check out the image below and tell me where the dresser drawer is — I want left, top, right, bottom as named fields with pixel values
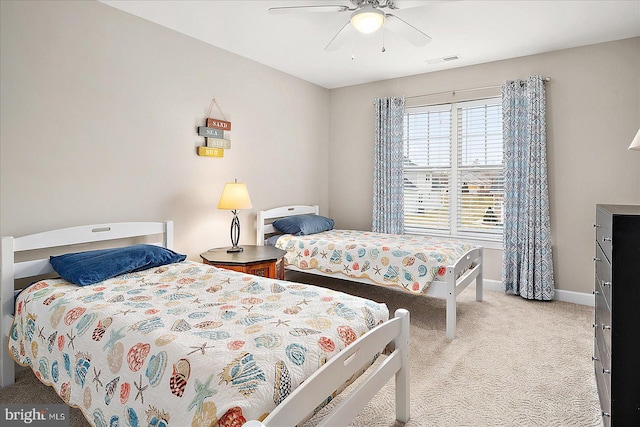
left=594, top=342, right=612, bottom=426
left=594, top=244, right=612, bottom=309
left=595, top=323, right=611, bottom=393
left=594, top=361, right=611, bottom=427
left=595, top=207, right=613, bottom=262
left=595, top=291, right=612, bottom=354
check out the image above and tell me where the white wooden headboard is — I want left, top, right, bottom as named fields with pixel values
left=1, top=221, right=173, bottom=387
left=256, top=205, right=319, bottom=245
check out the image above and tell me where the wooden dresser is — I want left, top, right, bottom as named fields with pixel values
left=593, top=204, right=640, bottom=426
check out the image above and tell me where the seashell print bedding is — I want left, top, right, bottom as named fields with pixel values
left=275, top=230, right=476, bottom=294
left=8, top=260, right=389, bottom=426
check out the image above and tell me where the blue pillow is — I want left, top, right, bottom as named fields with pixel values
left=265, top=235, right=282, bottom=246
left=273, top=214, right=334, bottom=236
left=50, top=244, right=186, bottom=286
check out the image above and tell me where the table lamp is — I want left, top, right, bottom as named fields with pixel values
left=218, top=179, right=252, bottom=252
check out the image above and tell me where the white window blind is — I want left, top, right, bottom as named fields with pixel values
left=403, top=98, right=503, bottom=242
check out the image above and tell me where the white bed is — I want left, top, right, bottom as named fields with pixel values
left=257, top=205, right=483, bottom=340
left=1, top=221, right=410, bottom=427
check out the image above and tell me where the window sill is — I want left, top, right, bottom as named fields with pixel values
left=455, top=236, right=503, bottom=250
left=406, top=231, right=504, bottom=250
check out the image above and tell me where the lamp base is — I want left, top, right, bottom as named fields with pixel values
left=227, top=212, right=243, bottom=253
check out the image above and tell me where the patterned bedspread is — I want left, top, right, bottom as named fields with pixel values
left=275, top=230, right=476, bottom=294
left=8, top=260, right=388, bottom=426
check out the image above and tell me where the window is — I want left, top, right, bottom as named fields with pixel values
left=403, top=98, right=503, bottom=245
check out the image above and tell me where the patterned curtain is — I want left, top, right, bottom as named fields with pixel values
left=502, top=76, right=555, bottom=301
left=372, top=96, right=405, bottom=234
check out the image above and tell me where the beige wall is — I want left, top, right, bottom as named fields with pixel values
left=0, top=0, right=330, bottom=259
left=2, top=1, right=639, bottom=296
left=328, top=38, right=640, bottom=294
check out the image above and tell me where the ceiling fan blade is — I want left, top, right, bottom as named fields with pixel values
left=324, top=20, right=354, bottom=51
left=268, top=5, right=350, bottom=14
left=387, top=0, right=449, bottom=10
left=384, top=14, right=432, bottom=46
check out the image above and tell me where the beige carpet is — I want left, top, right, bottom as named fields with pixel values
left=1, top=271, right=602, bottom=427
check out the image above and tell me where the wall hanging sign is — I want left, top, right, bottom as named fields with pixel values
left=197, top=99, right=231, bottom=158
left=206, top=118, right=231, bottom=131
left=197, top=146, right=224, bottom=157
left=197, top=127, right=224, bottom=138
left=205, top=137, right=231, bottom=149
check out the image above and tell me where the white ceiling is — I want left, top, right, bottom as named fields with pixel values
left=100, top=0, right=640, bottom=89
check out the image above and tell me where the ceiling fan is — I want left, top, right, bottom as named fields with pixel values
left=268, top=0, right=432, bottom=51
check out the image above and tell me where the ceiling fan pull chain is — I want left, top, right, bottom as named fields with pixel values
left=382, top=26, right=386, bottom=52
left=351, top=37, right=355, bottom=60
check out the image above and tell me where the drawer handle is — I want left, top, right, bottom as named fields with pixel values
left=592, top=356, right=599, bottom=361
left=593, top=290, right=600, bottom=295
left=602, top=325, right=611, bottom=330
left=602, top=368, right=611, bottom=374
left=593, top=257, right=601, bottom=262
left=602, top=281, right=611, bottom=287
left=602, top=412, right=611, bottom=418
left=592, top=323, right=599, bottom=328
left=602, top=236, right=612, bottom=242
left=593, top=223, right=601, bottom=228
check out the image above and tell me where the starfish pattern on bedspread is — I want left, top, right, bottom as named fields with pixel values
left=187, top=374, right=216, bottom=414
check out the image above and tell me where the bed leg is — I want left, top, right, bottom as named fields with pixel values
left=1, top=337, right=15, bottom=387
left=446, top=291, right=456, bottom=340
left=445, top=266, right=457, bottom=340
left=1, top=237, right=16, bottom=387
left=1, top=314, right=16, bottom=387
left=476, top=247, right=483, bottom=302
left=394, top=309, right=410, bottom=423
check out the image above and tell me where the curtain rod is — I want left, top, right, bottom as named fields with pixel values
left=405, top=77, right=551, bottom=100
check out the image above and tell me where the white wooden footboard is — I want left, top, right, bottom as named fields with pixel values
left=245, top=308, right=410, bottom=427
left=445, top=247, right=483, bottom=340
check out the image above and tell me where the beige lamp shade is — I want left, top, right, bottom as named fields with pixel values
left=218, top=181, right=252, bottom=210
left=628, top=128, right=640, bottom=151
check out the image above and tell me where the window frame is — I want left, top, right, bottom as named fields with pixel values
left=402, top=97, right=504, bottom=249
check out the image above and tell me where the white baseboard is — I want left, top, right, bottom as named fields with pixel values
left=482, top=279, right=502, bottom=293
left=554, top=288, right=594, bottom=306
left=482, top=279, right=594, bottom=307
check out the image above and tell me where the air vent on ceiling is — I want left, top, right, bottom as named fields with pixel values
left=427, top=55, right=460, bottom=64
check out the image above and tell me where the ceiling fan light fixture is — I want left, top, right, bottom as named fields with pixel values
left=350, top=6, right=385, bottom=34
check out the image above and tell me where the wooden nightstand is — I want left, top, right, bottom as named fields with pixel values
left=200, top=245, right=287, bottom=280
